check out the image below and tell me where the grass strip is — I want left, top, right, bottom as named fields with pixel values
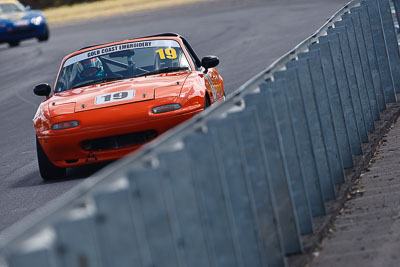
left=44, top=0, right=203, bottom=25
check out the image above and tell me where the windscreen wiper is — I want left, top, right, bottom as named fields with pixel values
left=72, top=77, right=124, bottom=89
left=135, top=67, right=189, bottom=78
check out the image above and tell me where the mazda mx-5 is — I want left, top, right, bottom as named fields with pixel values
left=33, top=33, right=224, bottom=180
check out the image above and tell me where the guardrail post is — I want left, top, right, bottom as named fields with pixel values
left=53, top=214, right=101, bottom=267
left=297, top=50, right=345, bottom=185
left=183, top=130, right=268, bottom=265
left=243, top=91, right=302, bottom=255
left=344, top=12, right=381, bottom=121
left=92, top=184, right=144, bottom=267
left=205, top=117, right=272, bottom=267
left=6, top=248, right=55, bottom=267
left=308, top=41, right=353, bottom=169
left=286, top=59, right=336, bottom=201
left=351, top=5, right=387, bottom=112
left=156, top=150, right=213, bottom=267
left=265, top=80, right=314, bottom=235
left=274, top=70, right=326, bottom=217
left=222, top=109, right=287, bottom=266
left=361, top=0, right=397, bottom=103
left=394, top=0, right=400, bottom=29
left=127, top=168, right=183, bottom=267
left=328, top=26, right=369, bottom=142
left=223, top=109, right=288, bottom=266
left=208, top=110, right=291, bottom=265
left=319, top=34, right=363, bottom=156
left=335, top=19, right=375, bottom=132
left=392, top=0, right=400, bottom=26
left=376, top=0, right=400, bottom=93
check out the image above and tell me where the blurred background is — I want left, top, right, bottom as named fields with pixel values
left=21, top=0, right=96, bottom=9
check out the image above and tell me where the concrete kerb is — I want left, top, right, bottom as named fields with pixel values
left=287, top=93, right=400, bottom=266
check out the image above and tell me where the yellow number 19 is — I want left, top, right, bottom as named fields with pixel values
left=156, top=48, right=177, bottom=59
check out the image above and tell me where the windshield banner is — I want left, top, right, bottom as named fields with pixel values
left=64, top=40, right=180, bottom=67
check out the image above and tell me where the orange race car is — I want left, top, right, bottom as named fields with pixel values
left=33, top=33, right=224, bottom=180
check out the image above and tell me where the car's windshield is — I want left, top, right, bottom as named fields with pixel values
left=0, top=2, right=25, bottom=13
left=55, top=39, right=191, bottom=92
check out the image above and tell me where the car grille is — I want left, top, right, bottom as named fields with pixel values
left=81, top=130, right=158, bottom=151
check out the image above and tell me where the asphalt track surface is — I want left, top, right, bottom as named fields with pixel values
left=0, top=0, right=348, bottom=237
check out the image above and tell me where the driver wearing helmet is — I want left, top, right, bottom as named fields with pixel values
left=76, top=57, right=105, bottom=82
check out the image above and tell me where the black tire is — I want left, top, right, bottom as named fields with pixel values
left=8, top=40, right=19, bottom=47
left=36, top=137, right=66, bottom=180
left=204, top=94, right=211, bottom=109
left=37, top=26, right=49, bottom=42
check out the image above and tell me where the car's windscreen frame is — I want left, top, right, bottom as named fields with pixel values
left=55, top=39, right=194, bottom=93
left=0, top=2, right=25, bottom=13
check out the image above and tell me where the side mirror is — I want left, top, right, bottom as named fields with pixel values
left=201, top=56, right=219, bottom=73
left=34, top=83, right=51, bottom=97
left=25, top=5, right=31, bottom=11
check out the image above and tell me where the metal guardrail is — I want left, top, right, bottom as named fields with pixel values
left=1, top=0, right=400, bottom=266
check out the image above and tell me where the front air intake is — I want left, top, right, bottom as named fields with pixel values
left=81, top=130, right=158, bottom=151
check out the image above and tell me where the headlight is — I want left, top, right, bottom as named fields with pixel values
left=31, top=16, right=43, bottom=25
left=151, top=104, right=182, bottom=114
left=52, top=120, right=79, bottom=130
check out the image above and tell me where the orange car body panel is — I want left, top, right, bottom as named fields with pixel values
left=33, top=35, right=224, bottom=168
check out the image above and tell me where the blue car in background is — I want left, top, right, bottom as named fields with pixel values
left=0, top=0, right=49, bottom=47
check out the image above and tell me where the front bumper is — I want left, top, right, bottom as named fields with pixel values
left=37, top=107, right=202, bottom=168
left=0, top=23, right=47, bottom=42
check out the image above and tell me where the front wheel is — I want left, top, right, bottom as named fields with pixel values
left=36, top=137, right=66, bottom=180
left=204, top=94, right=211, bottom=109
left=37, top=26, right=49, bottom=42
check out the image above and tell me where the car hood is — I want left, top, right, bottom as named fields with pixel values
left=49, top=73, right=189, bottom=115
left=0, top=10, right=43, bottom=22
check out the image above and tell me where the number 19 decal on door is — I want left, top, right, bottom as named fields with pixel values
left=95, top=90, right=135, bottom=105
